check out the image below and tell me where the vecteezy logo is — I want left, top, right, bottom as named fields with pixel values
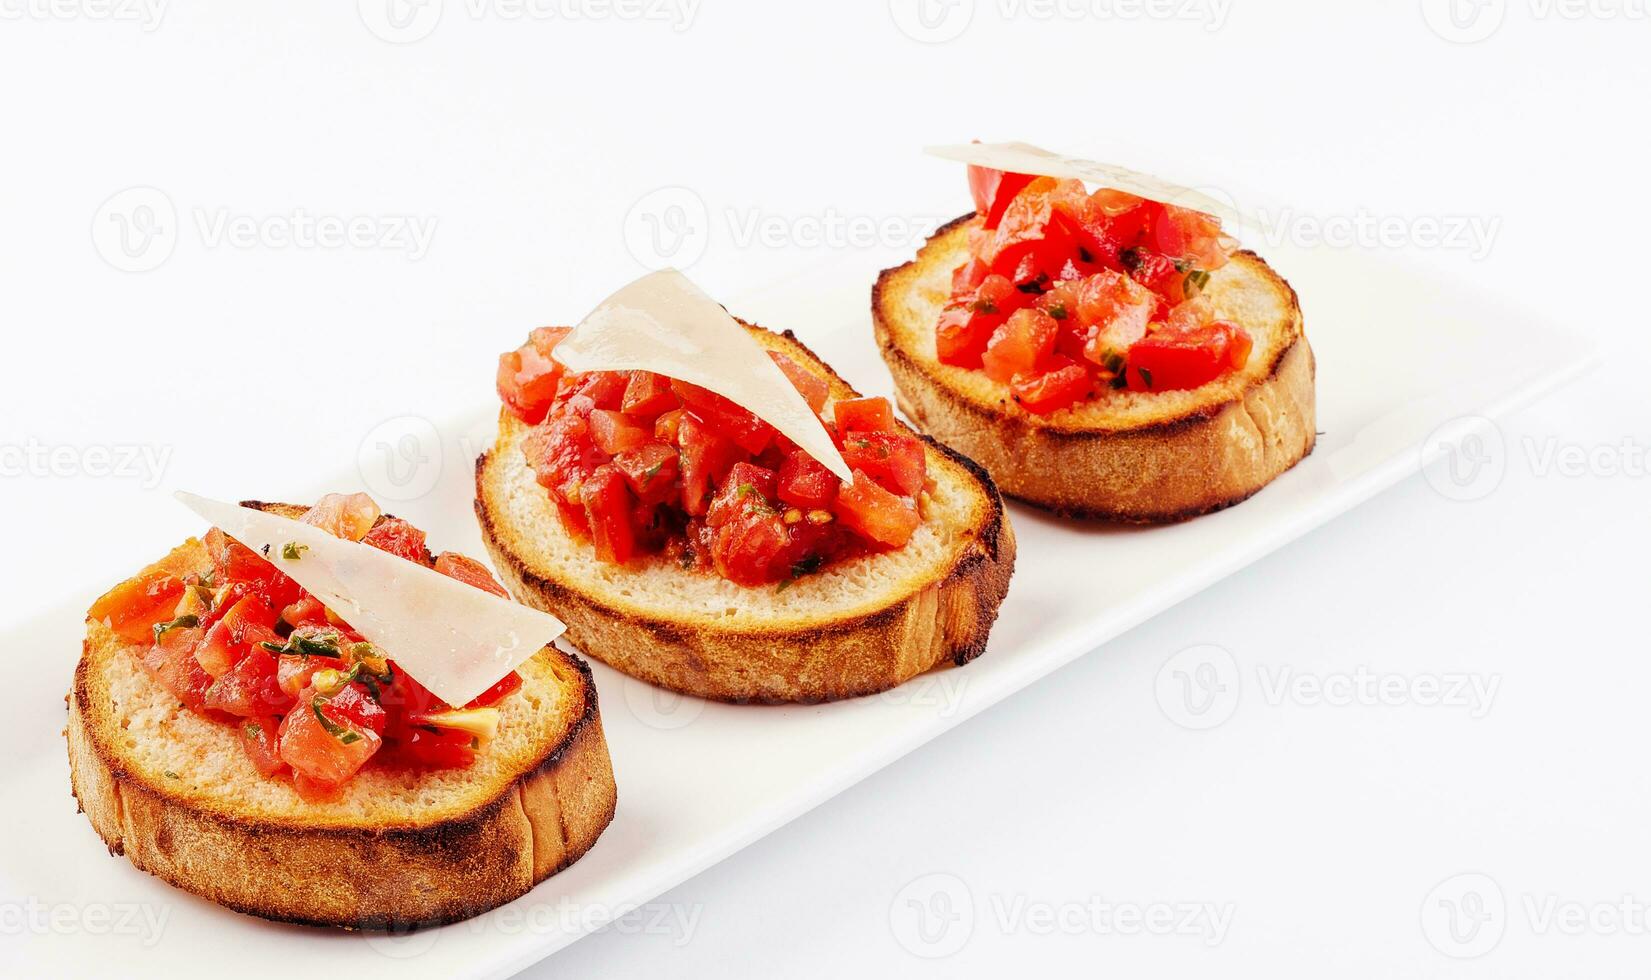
left=887, top=0, right=974, bottom=43
left=889, top=873, right=974, bottom=958
left=1420, top=0, right=1507, bottom=43
left=92, top=187, right=177, bottom=272
left=622, top=186, right=709, bottom=270
left=1420, top=415, right=1507, bottom=502
left=358, top=0, right=443, bottom=43
left=1420, top=873, right=1506, bottom=958
left=1155, top=644, right=1241, bottom=730
left=621, top=674, right=705, bottom=731
left=356, top=416, right=443, bottom=502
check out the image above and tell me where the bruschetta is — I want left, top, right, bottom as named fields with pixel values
left=478, top=319, right=1015, bottom=704
left=874, top=159, right=1316, bottom=521
left=68, top=496, right=616, bottom=929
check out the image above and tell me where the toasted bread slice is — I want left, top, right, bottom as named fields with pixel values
left=874, top=214, right=1317, bottom=521
left=476, top=324, right=1016, bottom=704
left=67, top=504, right=617, bottom=930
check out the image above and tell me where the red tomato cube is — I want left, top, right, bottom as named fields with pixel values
left=1011, top=362, right=1092, bottom=415
left=707, top=462, right=779, bottom=528
left=710, top=510, right=792, bottom=586
left=88, top=569, right=185, bottom=645
left=612, top=442, right=681, bottom=507
left=834, top=471, right=920, bottom=549
left=278, top=689, right=382, bottom=787
left=841, top=432, right=927, bottom=497
left=433, top=552, right=510, bottom=597
left=676, top=411, right=740, bottom=516
left=981, top=308, right=1058, bottom=383
left=621, top=370, right=679, bottom=417
left=777, top=451, right=839, bottom=510
left=238, top=716, right=287, bottom=777
left=769, top=352, right=830, bottom=413
left=589, top=409, right=652, bottom=456
left=362, top=517, right=429, bottom=565
left=832, top=397, right=895, bottom=434
left=581, top=464, right=638, bottom=564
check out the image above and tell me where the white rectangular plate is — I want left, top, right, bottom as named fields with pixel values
left=1, top=240, right=1586, bottom=979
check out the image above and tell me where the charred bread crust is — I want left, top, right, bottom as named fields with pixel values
left=873, top=214, right=1317, bottom=522
left=475, top=325, right=1017, bottom=704
left=66, top=521, right=618, bottom=930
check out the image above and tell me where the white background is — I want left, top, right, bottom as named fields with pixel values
left=3, top=1, right=1647, bottom=976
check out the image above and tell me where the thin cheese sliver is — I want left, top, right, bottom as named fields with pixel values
left=924, top=141, right=1243, bottom=227
left=175, top=491, right=565, bottom=707
left=551, top=269, right=854, bottom=482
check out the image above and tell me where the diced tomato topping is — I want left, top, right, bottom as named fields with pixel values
left=670, top=380, right=775, bottom=455
left=193, top=594, right=277, bottom=676
left=140, top=624, right=213, bottom=709
left=981, top=308, right=1058, bottom=383
left=621, top=370, right=678, bottom=417
left=968, top=164, right=1038, bottom=230
left=833, top=396, right=895, bottom=434
left=710, top=509, right=791, bottom=586
left=362, top=517, right=428, bottom=565
left=239, top=716, right=286, bottom=777
left=777, top=451, right=838, bottom=510
left=204, top=527, right=303, bottom=610
left=300, top=492, right=381, bottom=542
left=612, top=442, right=681, bottom=507
left=769, top=352, right=830, bottom=413
left=707, top=461, right=779, bottom=528
left=467, top=671, right=522, bottom=709
left=1126, top=320, right=1254, bottom=392
left=833, top=472, right=920, bottom=549
left=502, top=348, right=933, bottom=584
left=581, top=464, right=638, bottom=564
left=204, top=641, right=293, bottom=717
left=936, top=164, right=1241, bottom=411
left=89, top=569, right=186, bottom=644
left=676, top=411, right=739, bottom=516
left=497, top=326, right=571, bottom=424
left=841, top=432, right=927, bottom=497
left=278, top=596, right=328, bottom=630
left=589, top=408, right=651, bottom=456
left=937, top=274, right=1017, bottom=368
left=1012, top=362, right=1093, bottom=415
left=433, top=552, right=510, bottom=597
left=278, top=688, right=382, bottom=787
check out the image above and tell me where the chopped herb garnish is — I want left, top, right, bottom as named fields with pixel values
left=1119, top=247, right=1142, bottom=272
left=971, top=298, right=998, bottom=315
left=163, top=770, right=180, bottom=780
left=281, top=542, right=308, bottom=561
left=642, top=461, right=664, bottom=486
left=1103, top=352, right=1125, bottom=374
left=1138, top=367, right=1154, bottom=389
left=1046, top=304, right=1068, bottom=320
left=261, top=628, right=346, bottom=660
left=1183, top=269, right=1211, bottom=299
left=152, top=615, right=199, bottom=641
left=243, top=721, right=263, bottom=739
left=1015, top=280, right=1045, bottom=295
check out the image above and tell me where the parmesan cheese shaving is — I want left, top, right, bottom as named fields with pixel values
left=551, top=269, right=853, bottom=482
left=175, top=492, right=564, bottom=707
